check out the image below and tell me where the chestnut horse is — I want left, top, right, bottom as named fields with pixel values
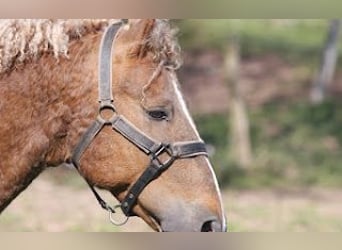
left=0, top=19, right=226, bottom=231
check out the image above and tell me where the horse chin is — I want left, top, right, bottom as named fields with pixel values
left=144, top=216, right=162, bottom=232
left=132, top=205, right=162, bottom=232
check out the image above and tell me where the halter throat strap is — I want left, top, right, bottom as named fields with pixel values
left=70, top=22, right=208, bottom=218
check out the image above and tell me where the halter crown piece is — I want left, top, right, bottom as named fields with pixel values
left=69, top=21, right=208, bottom=226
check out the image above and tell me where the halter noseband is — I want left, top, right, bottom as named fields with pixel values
left=69, top=21, right=208, bottom=222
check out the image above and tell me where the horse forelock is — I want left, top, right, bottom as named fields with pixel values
left=143, top=19, right=182, bottom=70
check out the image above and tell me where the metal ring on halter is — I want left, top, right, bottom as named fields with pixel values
left=98, top=103, right=117, bottom=124
left=108, top=204, right=129, bottom=226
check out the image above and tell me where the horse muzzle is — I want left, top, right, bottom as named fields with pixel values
left=159, top=204, right=226, bottom=232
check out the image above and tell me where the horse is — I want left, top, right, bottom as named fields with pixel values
left=0, top=19, right=226, bottom=232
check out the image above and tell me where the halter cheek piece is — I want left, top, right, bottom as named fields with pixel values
left=69, top=21, right=208, bottom=223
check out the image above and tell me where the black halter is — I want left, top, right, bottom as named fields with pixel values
left=69, top=21, right=208, bottom=219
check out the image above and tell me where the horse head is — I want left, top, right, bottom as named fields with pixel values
left=0, top=19, right=226, bottom=232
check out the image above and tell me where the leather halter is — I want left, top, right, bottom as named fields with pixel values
left=69, top=21, right=208, bottom=220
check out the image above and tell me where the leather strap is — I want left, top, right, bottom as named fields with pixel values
left=172, top=141, right=208, bottom=158
left=98, top=22, right=122, bottom=104
left=112, top=116, right=161, bottom=154
left=121, top=163, right=162, bottom=215
left=69, top=118, right=116, bottom=213
left=71, top=118, right=106, bottom=167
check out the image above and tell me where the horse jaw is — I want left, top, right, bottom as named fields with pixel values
left=128, top=203, right=162, bottom=232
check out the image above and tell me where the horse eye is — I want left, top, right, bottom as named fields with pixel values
left=147, top=109, right=169, bottom=121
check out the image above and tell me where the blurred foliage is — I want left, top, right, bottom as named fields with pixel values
left=194, top=100, right=342, bottom=188
left=176, top=20, right=333, bottom=65
left=176, top=19, right=342, bottom=188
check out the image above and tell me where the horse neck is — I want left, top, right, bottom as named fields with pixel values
left=0, top=34, right=101, bottom=212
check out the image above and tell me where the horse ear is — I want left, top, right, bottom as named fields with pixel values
left=122, top=19, right=156, bottom=58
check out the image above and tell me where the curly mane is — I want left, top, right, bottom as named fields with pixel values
left=0, top=19, right=121, bottom=73
left=0, top=19, right=181, bottom=74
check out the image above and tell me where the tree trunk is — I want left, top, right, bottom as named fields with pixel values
left=311, top=19, right=341, bottom=104
left=224, top=37, right=253, bottom=168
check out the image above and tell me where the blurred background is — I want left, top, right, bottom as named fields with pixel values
left=2, top=19, right=342, bottom=231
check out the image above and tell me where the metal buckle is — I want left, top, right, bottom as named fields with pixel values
left=151, top=143, right=175, bottom=169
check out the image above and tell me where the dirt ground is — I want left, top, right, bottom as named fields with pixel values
left=1, top=168, right=342, bottom=232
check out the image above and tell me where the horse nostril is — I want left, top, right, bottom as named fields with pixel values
left=201, top=220, right=212, bottom=232
left=201, top=219, right=223, bottom=232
